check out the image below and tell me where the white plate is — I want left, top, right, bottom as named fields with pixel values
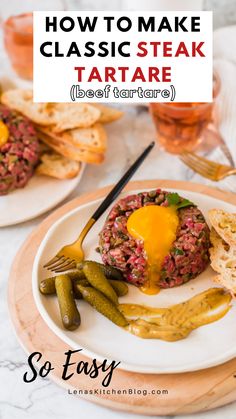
left=32, top=187, right=236, bottom=374
left=0, top=164, right=85, bottom=227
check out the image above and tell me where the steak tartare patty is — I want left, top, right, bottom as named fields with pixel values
left=99, top=189, right=210, bottom=288
left=0, top=104, right=40, bottom=195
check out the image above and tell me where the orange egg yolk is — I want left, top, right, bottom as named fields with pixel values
left=0, top=120, right=9, bottom=147
left=127, top=205, right=179, bottom=294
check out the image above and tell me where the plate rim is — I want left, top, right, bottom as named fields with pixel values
left=32, top=180, right=236, bottom=374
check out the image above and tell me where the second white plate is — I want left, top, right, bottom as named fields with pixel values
left=0, top=163, right=85, bottom=227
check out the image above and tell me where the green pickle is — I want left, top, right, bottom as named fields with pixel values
left=73, top=278, right=128, bottom=298
left=109, top=279, right=128, bottom=297
left=68, top=270, right=86, bottom=281
left=83, top=261, right=118, bottom=305
left=39, top=271, right=86, bottom=296
left=39, top=277, right=56, bottom=295
left=77, top=260, right=124, bottom=281
left=77, top=284, right=128, bottom=327
left=39, top=275, right=128, bottom=299
left=72, top=278, right=89, bottom=299
left=55, top=274, right=81, bottom=331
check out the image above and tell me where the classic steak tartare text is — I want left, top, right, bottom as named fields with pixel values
left=99, top=189, right=210, bottom=288
left=0, top=104, right=40, bottom=195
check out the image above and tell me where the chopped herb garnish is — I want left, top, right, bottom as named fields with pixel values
left=167, top=192, right=194, bottom=209
left=167, top=192, right=180, bottom=206
left=177, top=198, right=195, bottom=209
left=172, top=248, right=184, bottom=255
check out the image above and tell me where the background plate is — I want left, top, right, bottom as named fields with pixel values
left=32, top=182, right=236, bottom=374
left=0, top=163, right=85, bottom=227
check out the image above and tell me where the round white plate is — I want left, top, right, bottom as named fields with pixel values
left=0, top=163, right=85, bottom=227
left=32, top=187, right=236, bottom=374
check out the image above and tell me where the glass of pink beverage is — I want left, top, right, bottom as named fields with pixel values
left=149, top=73, right=221, bottom=154
left=3, top=12, right=33, bottom=80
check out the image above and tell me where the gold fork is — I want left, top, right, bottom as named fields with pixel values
left=180, top=151, right=236, bottom=181
left=44, top=141, right=155, bottom=273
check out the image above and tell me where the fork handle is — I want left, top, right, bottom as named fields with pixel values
left=91, top=141, right=155, bottom=221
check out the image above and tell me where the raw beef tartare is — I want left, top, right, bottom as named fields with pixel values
left=99, top=189, right=210, bottom=288
left=0, top=105, right=40, bottom=195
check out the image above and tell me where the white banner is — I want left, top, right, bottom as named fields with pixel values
left=33, top=11, right=212, bottom=103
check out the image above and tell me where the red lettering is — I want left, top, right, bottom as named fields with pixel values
left=131, top=67, right=145, bottom=82
left=163, top=42, right=172, bottom=57
left=118, top=67, right=129, bottom=82
left=192, top=42, right=205, bottom=57
left=162, top=67, right=171, bottom=82
left=105, top=67, right=116, bottom=82
left=137, top=42, right=148, bottom=57
left=87, top=67, right=102, bottom=82
left=74, top=67, right=85, bottom=82
left=150, top=42, right=161, bottom=57
left=148, top=67, right=160, bottom=82
left=175, top=42, right=189, bottom=57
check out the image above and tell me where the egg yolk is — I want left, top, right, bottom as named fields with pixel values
left=0, top=120, right=9, bottom=147
left=127, top=205, right=179, bottom=294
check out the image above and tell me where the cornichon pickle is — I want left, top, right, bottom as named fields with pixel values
left=109, top=279, right=128, bottom=297
left=77, top=284, right=128, bottom=327
left=39, top=277, right=56, bottom=295
left=72, top=278, right=89, bottom=299
left=39, top=271, right=85, bottom=296
left=68, top=270, right=86, bottom=281
left=73, top=278, right=128, bottom=298
left=39, top=273, right=128, bottom=299
left=77, top=261, right=124, bottom=281
left=55, top=275, right=81, bottom=331
left=83, top=261, right=118, bottom=305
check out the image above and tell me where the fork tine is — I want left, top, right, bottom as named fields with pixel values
left=180, top=156, right=211, bottom=177
left=181, top=152, right=217, bottom=171
left=43, top=256, right=60, bottom=268
left=52, top=259, right=74, bottom=271
left=180, top=155, right=216, bottom=180
left=46, top=257, right=69, bottom=270
left=53, top=261, right=77, bottom=273
left=184, top=152, right=219, bottom=171
left=181, top=157, right=215, bottom=177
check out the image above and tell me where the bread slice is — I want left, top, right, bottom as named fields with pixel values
left=210, top=228, right=236, bottom=294
left=213, top=274, right=236, bottom=295
left=37, top=123, right=107, bottom=153
left=38, top=131, right=104, bottom=164
left=36, top=152, right=81, bottom=179
left=1, top=89, right=101, bottom=131
left=92, top=104, right=123, bottom=123
left=52, top=103, right=101, bottom=132
left=210, top=228, right=235, bottom=272
left=209, top=209, right=236, bottom=247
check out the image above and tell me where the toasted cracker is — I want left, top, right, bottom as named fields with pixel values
left=92, top=104, right=123, bottom=123
left=213, top=274, right=236, bottom=295
left=1, top=89, right=101, bottom=131
left=38, top=131, right=104, bottom=164
left=209, top=209, right=236, bottom=248
left=210, top=227, right=236, bottom=294
left=37, top=123, right=107, bottom=154
left=36, top=152, right=81, bottom=179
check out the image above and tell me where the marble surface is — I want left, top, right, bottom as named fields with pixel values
left=1, top=11, right=236, bottom=419
left=68, top=0, right=236, bottom=29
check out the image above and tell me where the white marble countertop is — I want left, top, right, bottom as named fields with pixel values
left=1, top=19, right=236, bottom=419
